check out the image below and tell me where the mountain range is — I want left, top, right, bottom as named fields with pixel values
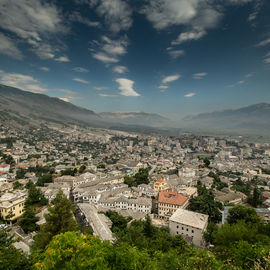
left=0, top=84, right=269, bottom=135
left=0, top=84, right=169, bottom=129
left=182, top=103, right=270, bottom=135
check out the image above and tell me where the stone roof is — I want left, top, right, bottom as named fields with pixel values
left=77, top=203, right=114, bottom=242
left=169, top=209, right=208, bottom=230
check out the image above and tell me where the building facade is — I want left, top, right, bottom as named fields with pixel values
left=158, top=191, right=189, bottom=219
left=0, top=192, right=27, bottom=221
left=169, top=208, right=208, bottom=247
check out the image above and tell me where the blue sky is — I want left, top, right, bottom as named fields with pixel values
left=0, top=0, right=269, bottom=120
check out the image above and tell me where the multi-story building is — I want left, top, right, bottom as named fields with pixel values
left=158, top=191, right=189, bottom=219
left=169, top=209, right=208, bottom=247
left=154, top=178, right=170, bottom=192
left=0, top=192, right=27, bottom=221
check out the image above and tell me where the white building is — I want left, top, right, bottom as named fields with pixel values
left=169, top=209, right=208, bottom=247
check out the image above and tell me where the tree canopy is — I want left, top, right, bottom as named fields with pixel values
left=188, top=184, right=223, bottom=223
left=0, top=229, right=30, bottom=270
left=227, top=205, right=262, bottom=225
left=33, top=190, right=79, bottom=250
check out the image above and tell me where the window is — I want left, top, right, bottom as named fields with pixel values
left=186, top=228, right=189, bottom=231
left=176, top=231, right=178, bottom=234
left=192, top=230, right=194, bottom=233
left=176, top=225, right=179, bottom=228
left=182, top=227, right=184, bottom=230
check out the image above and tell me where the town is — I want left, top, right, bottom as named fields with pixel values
left=1, top=122, right=270, bottom=257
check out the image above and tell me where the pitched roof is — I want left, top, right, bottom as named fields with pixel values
left=169, top=209, right=208, bottom=230
left=158, top=191, right=188, bottom=206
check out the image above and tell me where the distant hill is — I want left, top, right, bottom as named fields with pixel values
left=0, top=84, right=106, bottom=129
left=99, top=111, right=170, bottom=127
left=0, top=84, right=170, bottom=130
left=183, top=103, right=270, bottom=135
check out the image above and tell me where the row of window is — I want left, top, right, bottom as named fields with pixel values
left=176, top=225, right=194, bottom=233
left=159, top=203, right=179, bottom=208
left=176, top=231, right=194, bottom=238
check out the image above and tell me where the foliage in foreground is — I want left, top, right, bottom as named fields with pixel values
left=33, top=231, right=224, bottom=270
left=0, top=229, right=30, bottom=270
left=32, top=190, right=79, bottom=251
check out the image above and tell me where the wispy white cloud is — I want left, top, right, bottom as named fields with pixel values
left=55, top=56, right=70, bottom=62
left=57, top=88, right=81, bottom=102
left=228, top=71, right=255, bottom=87
left=228, top=79, right=245, bottom=88
left=92, top=52, right=119, bottom=63
left=142, top=0, right=221, bottom=47
left=58, top=89, right=77, bottom=95
left=112, top=65, right=128, bottom=74
left=91, top=35, right=128, bottom=64
left=255, top=37, right=270, bottom=47
left=91, top=0, right=133, bottom=33
left=72, top=78, right=89, bottom=84
left=0, top=70, right=47, bottom=93
left=158, top=74, right=181, bottom=92
left=93, top=86, right=108, bottom=91
left=98, top=93, right=117, bottom=97
left=245, top=72, right=255, bottom=78
left=247, top=1, right=262, bottom=25
left=142, top=0, right=201, bottom=30
left=167, top=49, right=185, bottom=59
left=0, top=0, right=67, bottom=60
left=72, top=67, right=89, bottom=73
left=184, top=92, right=195, bottom=97
left=193, top=72, right=208, bottom=79
left=40, top=67, right=50, bottom=72
left=0, top=33, right=23, bottom=59
left=115, top=78, right=140, bottom=97
left=32, top=43, right=55, bottom=59
left=158, top=85, right=169, bottom=90
left=158, top=85, right=169, bottom=92
left=162, top=74, right=181, bottom=84
left=228, top=0, right=253, bottom=5
left=172, top=29, right=206, bottom=45
left=69, top=11, right=100, bottom=27
left=263, top=52, right=270, bottom=64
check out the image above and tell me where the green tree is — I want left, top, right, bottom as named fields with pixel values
left=188, top=186, right=222, bottom=223
left=33, top=190, right=78, bottom=250
left=203, top=158, right=210, bottom=168
left=19, top=207, right=39, bottom=233
left=15, top=168, right=27, bottom=179
left=227, top=205, right=262, bottom=225
left=36, top=173, right=52, bottom=186
left=203, top=222, right=218, bottom=244
left=104, top=210, right=130, bottom=232
left=13, top=181, right=23, bottom=190
left=61, top=168, right=77, bottom=176
left=26, top=184, right=48, bottom=206
left=33, top=232, right=155, bottom=270
left=124, top=175, right=135, bottom=187
left=0, top=229, right=30, bottom=269
left=79, top=164, right=86, bottom=173
left=4, top=154, right=15, bottom=165
left=248, top=187, right=263, bottom=208
left=134, top=168, right=149, bottom=186
left=25, top=181, right=35, bottom=189
left=97, top=163, right=105, bottom=169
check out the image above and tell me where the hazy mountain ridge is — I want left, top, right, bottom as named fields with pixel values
left=0, top=84, right=170, bottom=129
left=99, top=111, right=170, bottom=126
left=183, top=103, right=270, bottom=134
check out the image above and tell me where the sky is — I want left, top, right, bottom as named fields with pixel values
left=0, top=0, right=269, bottom=120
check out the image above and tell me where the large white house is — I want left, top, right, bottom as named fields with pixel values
left=169, top=208, right=208, bottom=247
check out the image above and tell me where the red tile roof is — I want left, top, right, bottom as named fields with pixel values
left=158, top=191, right=188, bottom=206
